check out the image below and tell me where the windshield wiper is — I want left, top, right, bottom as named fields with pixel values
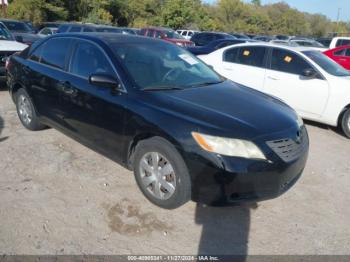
left=187, top=79, right=225, bottom=88
left=141, top=85, right=184, bottom=91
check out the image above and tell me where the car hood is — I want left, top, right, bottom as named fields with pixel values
left=0, top=40, right=28, bottom=51
left=146, top=81, right=299, bottom=140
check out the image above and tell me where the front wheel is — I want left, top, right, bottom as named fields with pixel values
left=341, top=108, right=350, bottom=138
left=133, top=137, right=191, bottom=209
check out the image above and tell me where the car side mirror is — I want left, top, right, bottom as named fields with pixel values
left=15, top=35, right=24, bottom=43
left=302, top=68, right=318, bottom=78
left=89, top=74, right=121, bottom=90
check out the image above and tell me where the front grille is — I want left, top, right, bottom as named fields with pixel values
left=0, top=51, right=17, bottom=66
left=266, top=127, right=308, bottom=163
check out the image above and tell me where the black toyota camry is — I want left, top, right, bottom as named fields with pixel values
left=7, top=33, right=309, bottom=209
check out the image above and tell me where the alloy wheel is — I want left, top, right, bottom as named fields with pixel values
left=18, top=95, right=33, bottom=125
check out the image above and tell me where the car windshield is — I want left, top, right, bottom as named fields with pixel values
left=303, top=50, right=350, bottom=77
left=164, top=30, right=184, bottom=39
left=0, top=25, right=13, bottom=40
left=111, top=41, right=223, bottom=90
left=3, top=21, right=31, bottom=33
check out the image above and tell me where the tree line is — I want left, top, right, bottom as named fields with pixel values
left=6, top=0, right=350, bottom=37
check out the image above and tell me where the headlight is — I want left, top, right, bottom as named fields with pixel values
left=296, top=114, right=304, bottom=128
left=192, top=132, right=266, bottom=160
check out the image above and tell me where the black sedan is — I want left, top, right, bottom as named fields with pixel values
left=187, top=39, right=256, bottom=55
left=7, top=34, right=309, bottom=209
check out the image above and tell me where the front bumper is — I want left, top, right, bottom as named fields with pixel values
left=186, top=126, right=309, bottom=206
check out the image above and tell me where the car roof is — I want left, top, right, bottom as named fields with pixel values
left=216, top=42, right=318, bottom=53
left=142, top=26, right=173, bottom=31
left=333, top=36, right=350, bottom=40
left=46, top=32, right=166, bottom=45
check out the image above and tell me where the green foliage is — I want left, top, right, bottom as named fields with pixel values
left=6, top=0, right=350, bottom=36
left=8, top=0, right=67, bottom=24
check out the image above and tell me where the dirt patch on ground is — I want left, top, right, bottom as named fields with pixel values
left=105, top=199, right=173, bottom=236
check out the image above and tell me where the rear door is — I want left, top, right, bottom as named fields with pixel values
left=218, top=46, right=267, bottom=90
left=25, top=37, right=74, bottom=125
left=60, top=39, right=127, bottom=159
left=264, top=48, right=329, bottom=118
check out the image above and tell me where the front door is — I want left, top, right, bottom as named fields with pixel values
left=264, top=48, right=329, bottom=118
left=59, top=39, right=127, bottom=160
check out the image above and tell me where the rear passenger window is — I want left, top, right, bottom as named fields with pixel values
left=271, top=48, right=310, bottom=75
left=223, top=47, right=239, bottom=62
left=235, top=47, right=266, bottom=67
left=29, top=44, right=45, bottom=62
left=70, top=41, right=114, bottom=79
left=41, top=38, right=71, bottom=69
left=345, top=49, right=350, bottom=57
left=69, top=26, right=81, bottom=32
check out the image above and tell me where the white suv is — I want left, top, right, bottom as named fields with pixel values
left=199, top=43, right=350, bottom=137
left=176, top=30, right=199, bottom=40
left=329, top=37, right=350, bottom=49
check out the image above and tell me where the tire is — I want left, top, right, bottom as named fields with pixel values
left=133, top=137, right=191, bottom=209
left=341, top=108, right=350, bottom=138
left=15, top=88, right=46, bottom=131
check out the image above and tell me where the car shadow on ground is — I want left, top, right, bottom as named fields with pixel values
left=195, top=202, right=257, bottom=258
left=304, top=119, right=346, bottom=138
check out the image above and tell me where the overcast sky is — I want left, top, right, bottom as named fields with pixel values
left=203, top=0, right=350, bottom=21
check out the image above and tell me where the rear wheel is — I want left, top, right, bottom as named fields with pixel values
left=133, top=137, right=191, bottom=209
left=15, top=89, right=46, bottom=131
left=341, top=108, right=350, bottom=138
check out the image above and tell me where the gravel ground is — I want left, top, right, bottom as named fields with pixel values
left=0, top=88, right=349, bottom=255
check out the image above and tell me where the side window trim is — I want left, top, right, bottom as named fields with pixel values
left=67, top=38, right=127, bottom=93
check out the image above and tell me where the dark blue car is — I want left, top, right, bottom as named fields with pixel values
left=7, top=34, right=309, bottom=209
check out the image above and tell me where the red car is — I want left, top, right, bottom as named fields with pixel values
left=140, top=27, right=194, bottom=47
left=323, top=45, right=350, bottom=71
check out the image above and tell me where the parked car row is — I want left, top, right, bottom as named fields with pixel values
left=198, top=42, right=350, bottom=138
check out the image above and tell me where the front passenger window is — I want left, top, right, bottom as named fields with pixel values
left=271, top=48, right=310, bottom=75
left=70, top=41, right=114, bottom=79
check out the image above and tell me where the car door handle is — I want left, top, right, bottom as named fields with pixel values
left=267, top=76, right=279, bottom=81
left=58, top=81, right=77, bottom=96
left=223, top=67, right=234, bottom=71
